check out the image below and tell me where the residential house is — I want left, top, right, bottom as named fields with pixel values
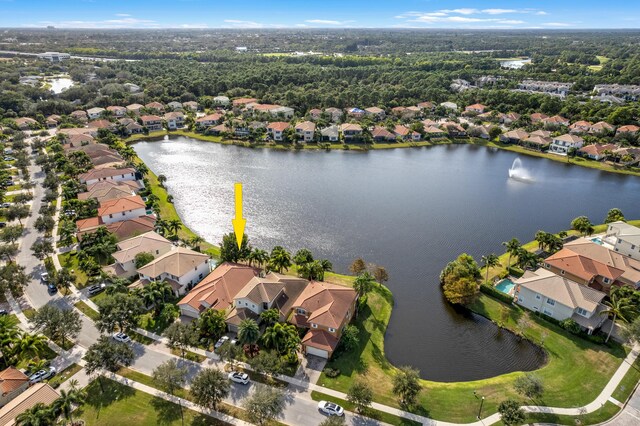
left=213, top=96, right=230, bottom=107
left=196, top=113, right=223, bottom=129
left=441, top=122, right=466, bottom=138
left=145, top=102, right=165, bottom=113
left=0, top=367, right=29, bottom=407
left=167, top=101, right=183, bottom=110
left=183, top=101, right=199, bottom=111
left=347, top=108, right=365, bottom=119
left=501, top=112, right=521, bottom=125
left=14, top=118, right=38, bottom=130
left=616, top=125, right=640, bottom=136
left=106, top=106, right=127, bottom=117
left=320, top=125, right=339, bottom=142
left=88, top=119, right=116, bottom=131
left=124, top=121, right=144, bottom=135
left=590, top=121, right=615, bottom=134
left=164, top=112, right=185, bottom=130
left=371, top=126, right=396, bottom=142
left=542, top=115, right=570, bottom=128
left=594, top=84, right=640, bottom=101
left=500, top=129, right=529, bottom=144
left=106, top=216, right=157, bottom=241
left=530, top=129, right=552, bottom=138
left=177, top=263, right=260, bottom=318
left=544, top=238, right=640, bottom=292
left=364, top=107, right=386, bottom=120
left=423, top=126, right=446, bottom=138
left=530, top=113, right=548, bottom=123
left=126, top=104, right=144, bottom=115
left=65, top=133, right=95, bottom=148
left=308, top=109, right=322, bottom=120
left=324, top=108, right=343, bottom=122
left=514, top=268, right=607, bottom=334
left=604, top=222, right=640, bottom=261
left=578, top=143, right=617, bottom=161
left=569, top=121, right=593, bottom=134
left=522, top=135, right=551, bottom=151
left=465, top=103, right=487, bottom=114
left=135, top=247, right=211, bottom=296
left=78, top=167, right=137, bottom=186
left=295, top=121, right=316, bottom=142
left=86, top=107, right=105, bottom=120
left=440, top=102, right=458, bottom=111
left=140, top=115, right=163, bottom=131
left=106, top=231, right=173, bottom=278
left=549, top=134, right=584, bottom=155
left=340, top=123, right=363, bottom=141
left=393, top=125, right=420, bottom=141
left=267, top=122, right=291, bottom=141
left=98, top=195, right=147, bottom=225
left=0, top=383, right=59, bottom=426
left=518, top=80, right=573, bottom=96
left=417, top=101, right=434, bottom=111
left=45, top=115, right=60, bottom=128
left=91, top=153, right=126, bottom=169
left=70, top=110, right=88, bottom=122
left=232, top=98, right=258, bottom=108
left=78, top=181, right=139, bottom=203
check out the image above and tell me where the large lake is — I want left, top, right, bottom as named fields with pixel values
left=134, top=136, right=640, bottom=382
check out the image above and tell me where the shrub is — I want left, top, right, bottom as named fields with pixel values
left=560, top=318, right=582, bottom=335
left=323, top=367, right=341, bottom=378
left=479, top=284, right=514, bottom=305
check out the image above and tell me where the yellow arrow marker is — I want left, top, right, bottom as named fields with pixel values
left=231, top=182, right=246, bottom=250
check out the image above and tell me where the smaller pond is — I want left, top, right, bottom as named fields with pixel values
left=500, top=58, right=532, bottom=69
left=47, top=77, right=74, bottom=94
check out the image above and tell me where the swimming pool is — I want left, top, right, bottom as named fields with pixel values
left=591, top=237, right=604, bottom=245
left=495, top=278, right=516, bottom=295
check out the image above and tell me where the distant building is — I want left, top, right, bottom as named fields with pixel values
left=37, top=52, right=70, bottom=62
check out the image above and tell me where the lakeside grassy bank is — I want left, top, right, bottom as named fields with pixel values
left=125, top=129, right=640, bottom=177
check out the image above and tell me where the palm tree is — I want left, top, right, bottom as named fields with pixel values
left=53, top=388, right=85, bottom=425
left=248, top=248, right=269, bottom=268
left=262, top=323, right=299, bottom=355
left=11, top=332, right=47, bottom=363
left=481, top=254, right=500, bottom=284
left=534, top=231, right=549, bottom=251
left=157, top=174, right=167, bottom=187
left=353, top=272, right=375, bottom=299
left=268, top=246, right=291, bottom=273
left=155, top=219, right=169, bottom=236
left=142, top=280, right=174, bottom=313
left=189, top=236, right=205, bottom=252
left=601, top=295, right=635, bottom=343
left=502, top=238, right=521, bottom=267
left=15, top=402, right=55, bottom=426
left=167, top=219, right=182, bottom=236
left=237, top=319, right=260, bottom=347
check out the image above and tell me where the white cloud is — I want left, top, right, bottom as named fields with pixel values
left=394, top=7, right=554, bottom=27
left=178, top=23, right=208, bottom=28
left=439, top=8, right=480, bottom=15
left=305, top=19, right=355, bottom=25
left=543, top=22, right=573, bottom=27
left=535, top=11, right=548, bottom=15
left=223, top=19, right=264, bottom=28
left=482, top=9, right=517, bottom=15
left=115, top=13, right=131, bottom=17
left=498, top=20, right=526, bottom=25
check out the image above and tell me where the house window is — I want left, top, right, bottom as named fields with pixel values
left=544, top=263, right=550, bottom=269
left=296, top=308, right=306, bottom=315
left=576, top=307, right=588, bottom=317
left=109, top=214, right=113, bottom=218
left=603, top=277, right=610, bottom=284
left=560, top=270, right=565, bottom=275
left=543, top=309, right=553, bottom=316
left=252, top=304, right=255, bottom=308
left=198, top=273, right=203, bottom=279
left=122, top=212, right=125, bottom=216
left=535, top=294, right=541, bottom=300
left=311, top=323, right=317, bottom=328
left=632, top=245, right=636, bottom=250
left=328, top=327, right=335, bottom=333
left=546, top=298, right=556, bottom=306
left=263, top=303, right=268, bottom=310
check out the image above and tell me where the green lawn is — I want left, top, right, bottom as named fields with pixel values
left=525, top=401, right=620, bottom=425
left=318, top=284, right=629, bottom=423
left=76, top=379, right=225, bottom=426
left=75, top=300, right=100, bottom=321
left=58, top=251, right=89, bottom=287
left=137, top=311, right=175, bottom=335
left=48, top=363, right=83, bottom=389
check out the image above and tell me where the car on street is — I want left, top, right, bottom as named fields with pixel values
left=87, top=283, right=106, bottom=296
left=112, top=332, right=131, bottom=343
left=214, top=336, right=229, bottom=350
left=40, top=272, right=50, bottom=283
left=47, top=283, right=57, bottom=293
left=228, top=371, right=250, bottom=385
left=29, top=366, right=56, bottom=384
left=1, top=203, right=11, bottom=208
left=0, top=309, right=7, bottom=316
left=318, top=401, right=344, bottom=417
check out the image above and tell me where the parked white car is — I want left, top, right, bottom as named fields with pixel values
left=214, top=336, right=229, bottom=350
left=228, top=371, right=250, bottom=385
left=29, top=366, right=56, bottom=384
left=318, top=400, right=344, bottom=416
left=112, top=332, right=131, bottom=343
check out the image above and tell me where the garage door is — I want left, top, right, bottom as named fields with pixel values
left=305, top=346, right=329, bottom=359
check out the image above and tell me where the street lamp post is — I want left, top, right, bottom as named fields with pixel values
left=473, top=391, right=485, bottom=420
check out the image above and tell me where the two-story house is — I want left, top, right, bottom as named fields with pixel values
left=86, top=107, right=105, bottom=120
left=78, top=167, right=137, bottom=186
left=140, top=115, right=163, bottom=131
left=605, top=222, right=640, bottom=261
left=549, top=134, right=584, bottom=155
left=340, top=123, right=363, bottom=141
left=164, top=111, right=185, bottom=130
left=267, top=122, right=291, bottom=141
left=196, top=113, right=223, bottom=129
left=106, top=231, right=173, bottom=278
left=136, top=247, right=211, bottom=296
left=294, top=121, right=316, bottom=142
left=364, top=107, right=386, bottom=120
left=98, top=195, right=147, bottom=225
left=106, top=106, right=127, bottom=117
left=514, top=268, right=607, bottom=334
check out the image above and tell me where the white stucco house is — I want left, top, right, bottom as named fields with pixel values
left=98, top=195, right=147, bottom=225
left=106, top=231, right=173, bottom=278
left=86, top=107, right=105, bottom=120
left=135, top=247, right=211, bottom=296
left=78, top=167, right=137, bottom=186
left=513, top=268, right=607, bottom=334
left=605, top=221, right=640, bottom=261
left=549, top=134, right=584, bottom=155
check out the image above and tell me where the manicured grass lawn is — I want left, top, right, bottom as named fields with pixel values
left=57, top=251, right=89, bottom=287
left=318, top=284, right=629, bottom=423
left=525, top=401, right=620, bottom=425
left=75, top=300, right=99, bottom=321
left=137, top=311, right=175, bottom=335
left=127, top=330, right=156, bottom=345
left=48, top=363, right=82, bottom=389
left=76, top=378, right=225, bottom=426
left=170, top=348, right=207, bottom=363
left=310, top=391, right=421, bottom=426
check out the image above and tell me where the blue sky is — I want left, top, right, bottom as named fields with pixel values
left=1, top=1, right=638, bottom=29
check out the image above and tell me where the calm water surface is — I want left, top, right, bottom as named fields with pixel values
left=134, top=137, right=640, bottom=382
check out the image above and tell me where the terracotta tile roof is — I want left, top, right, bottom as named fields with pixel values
left=545, top=247, right=625, bottom=282
left=590, top=121, right=614, bottom=132
left=302, top=329, right=339, bottom=353
left=563, top=238, right=640, bottom=285
left=530, top=129, right=551, bottom=138
left=78, top=181, right=140, bottom=202
left=196, top=114, right=222, bottom=123
left=88, top=119, right=114, bottom=129
left=578, top=143, right=617, bottom=157
left=98, top=195, right=146, bottom=216
left=76, top=216, right=103, bottom=232
left=372, top=126, right=395, bottom=139
left=293, top=281, right=357, bottom=329
left=267, top=122, right=291, bottom=132
left=524, top=135, right=551, bottom=146
left=466, top=103, right=487, bottom=110
left=145, top=102, right=164, bottom=110
left=569, top=120, right=592, bottom=129
left=78, top=167, right=136, bottom=183
left=393, top=125, right=410, bottom=136
left=340, top=123, right=362, bottom=132
left=164, top=112, right=184, bottom=120
left=530, top=113, right=548, bottom=122
left=126, top=103, right=144, bottom=111
left=424, top=126, right=445, bottom=134
left=295, top=121, right=315, bottom=132
left=543, top=115, right=569, bottom=124
left=503, top=129, right=529, bottom=140
left=232, top=98, right=258, bottom=106
left=178, top=263, right=260, bottom=314
left=0, top=367, right=28, bottom=396
left=617, top=125, right=640, bottom=134
left=66, top=134, right=95, bottom=147
left=106, top=216, right=156, bottom=241
left=365, top=107, right=384, bottom=114
left=107, top=106, right=126, bottom=112
left=137, top=246, right=209, bottom=279
left=0, top=383, right=59, bottom=426
left=140, top=115, right=162, bottom=123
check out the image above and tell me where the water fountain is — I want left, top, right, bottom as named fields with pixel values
left=508, top=157, right=534, bottom=182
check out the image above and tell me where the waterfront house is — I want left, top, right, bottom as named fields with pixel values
left=295, top=121, right=316, bottom=142
left=178, top=262, right=261, bottom=318
left=578, top=143, right=617, bottom=161
left=134, top=247, right=211, bottom=296
left=424, top=126, right=446, bottom=138
left=78, top=181, right=139, bottom=203
left=88, top=119, right=117, bottom=131
left=76, top=215, right=157, bottom=242
left=501, top=112, right=521, bottom=125
left=141, top=115, right=163, bottom=131
left=267, top=122, right=291, bottom=141
left=125, top=121, right=144, bottom=135
left=106, top=231, right=173, bottom=278
left=320, top=125, right=339, bottom=142
left=371, top=126, right=396, bottom=142
left=196, top=113, right=223, bottom=129
left=0, top=367, right=29, bottom=407
left=78, top=167, right=137, bottom=186
left=164, top=111, right=185, bottom=130
left=604, top=222, right=640, bottom=262
left=522, top=135, right=551, bottom=151
left=441, top=122, right=466, bottom=138
left=500, top=129, right=529, bottom=144
left=107, top=106, right=127, bottom=117
left=86, top=107, right=105, bottom=120
left=98, top=195, right=147, bottom=225
left=514, top=268, right=606, bottom=334
left=393, top=125, right=420, bottom=141
left=340, top=123, right=363, bottom=141
left=549, top=134, right=584, bottom=155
